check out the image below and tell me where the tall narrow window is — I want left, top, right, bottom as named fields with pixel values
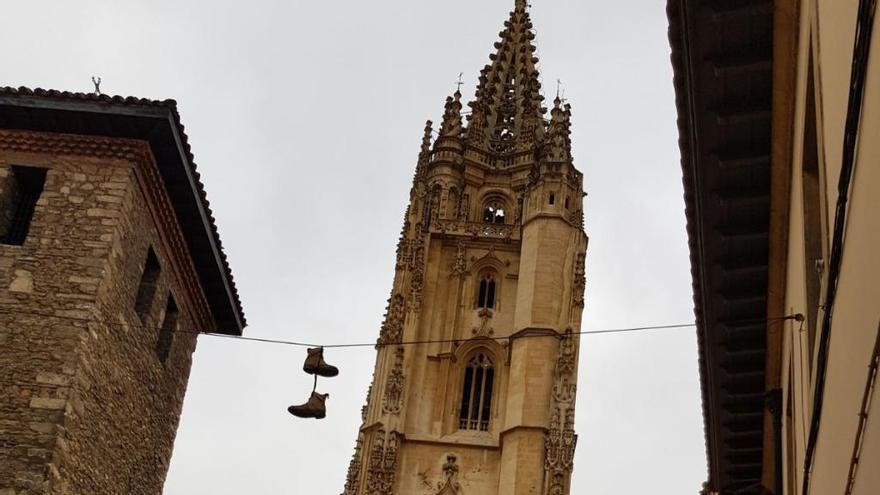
left=802, top=49, right=823, bottom=365
left=549, top=193, right=556, bottom=205
left=1, top=166, right=47, bottom=245
left=459, top=353, right=495, bottom=431
left=477, top=273, right=496, bottom=310
left=135, top=248, right=161, bottom=320
left=155, top=295, right=178, bottom=363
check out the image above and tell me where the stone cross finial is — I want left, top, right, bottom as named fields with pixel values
left=91, top=76, right=102, bottom=96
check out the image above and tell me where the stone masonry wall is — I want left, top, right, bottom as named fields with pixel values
left=0, top=136, right=201, bottom=495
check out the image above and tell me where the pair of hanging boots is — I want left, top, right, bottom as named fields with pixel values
left=288, top=347, right=338, bottom=419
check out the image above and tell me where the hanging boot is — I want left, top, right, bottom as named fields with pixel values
left=288, top=391, right=329, bottom=419
left=303, top=347, right=339, bottom=377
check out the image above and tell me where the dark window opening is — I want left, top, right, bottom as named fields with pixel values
left=802, top=49, right=823, bottom=366
left=565, top=197, right=570, bottom=209
left=1, top=166, right=47, bottom=245
left=155, top=295, right=178, bottom=363
left=135, top=248, right=161, bottom=320
left=549, top=193, right=556, bottom=205
left=482, top=201, right=505, bottom=224
left=459, top=353, right=494, bottom=431
left=477, top=274, right=496, bottom=310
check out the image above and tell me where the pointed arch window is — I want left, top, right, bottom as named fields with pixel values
left=459, top=353, right=494, bottom=431
left=482, top=201, right=505, bottom=224
left=477, top=273, right=497, bottom=310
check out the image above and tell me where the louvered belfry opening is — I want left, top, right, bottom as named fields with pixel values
left=2, top=165, right=47, bottom=245
left=459, top=353, right=495, bottom=431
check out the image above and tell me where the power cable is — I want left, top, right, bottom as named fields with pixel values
left=0, top=306, right=798, bottom=350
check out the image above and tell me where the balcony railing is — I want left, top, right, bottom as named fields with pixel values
left=432, top=220, right=519, bottom=241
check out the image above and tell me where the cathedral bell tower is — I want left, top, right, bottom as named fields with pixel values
left=343, top=2, right=587, bottom=493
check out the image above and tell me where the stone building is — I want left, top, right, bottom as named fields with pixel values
left=0, top=88, right=245, bottom=494
left=669, top=0, right=879, bottom=494
left=342, top=1, right=588, bottom=494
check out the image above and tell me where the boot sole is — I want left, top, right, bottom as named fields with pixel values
left=288, top=411, right=316, bottom=419
left=303, top=366, right=339, bottom=378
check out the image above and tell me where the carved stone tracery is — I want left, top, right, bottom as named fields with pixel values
left=378, top=294, right=406, bottom=345
left=409, top=240, right=426, bottom=313
left=543, top=329, right=578, bottom=495
left=364, top=428, right=402, bottom=495
left=451, top=241, right=467, bottom=277
left=572, top=253, right=585, bottom=309
left=382, top=347, right=405, bottom=414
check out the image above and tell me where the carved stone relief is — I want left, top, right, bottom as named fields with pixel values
left=543, top=330, right=578, bottom=495
left=409, top=241, right=426, bottom=313
left=365, top=429, right=402, bottom=495
left=378, top=295, right=406, bottom=345
left=436, top=454, right=463, bottom=495
left=396, top=237, right=413, bottom=271
left=471, top=308, right=494, bottom=337
left=459, top=194, right=470, bottom=222
left=451, top=241, right=467, bottom=277
left=382, top=347, right=405, bottom=415
left=572, top=253, right=585, bottom=309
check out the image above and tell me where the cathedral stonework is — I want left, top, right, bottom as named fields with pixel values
left=343, top=1, right=588, bottom=493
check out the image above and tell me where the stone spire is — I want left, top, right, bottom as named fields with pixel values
left=466, top=0, right=545, bottom=154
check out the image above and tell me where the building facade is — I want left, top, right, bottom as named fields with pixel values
left=669, top=0, right=879, bottom=494
left=342, top=2, right=588, bottom=494
left=0, top=89, right=245, bottom=495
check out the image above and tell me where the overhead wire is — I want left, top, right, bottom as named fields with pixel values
left=0, top=306, right=798, bottom=350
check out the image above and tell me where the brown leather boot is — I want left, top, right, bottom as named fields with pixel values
left=288, top=392, right=329, bottom=419
left=303, top=347, right=339, bottom=377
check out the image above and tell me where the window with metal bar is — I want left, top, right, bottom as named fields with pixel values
left=477, top=273, right=497, bottom=310
left=459, top=353, right=494, bottom=431
left=1, top=166, right=47, bottom=245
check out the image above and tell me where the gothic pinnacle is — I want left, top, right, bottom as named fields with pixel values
left=439, top=91, right=464, bottom=138
left=416, top=120, right=433, bottom=178
left=421, top=120, right=433, bottom=155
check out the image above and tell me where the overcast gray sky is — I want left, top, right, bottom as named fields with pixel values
left=1, top=0, right=705, bottom=493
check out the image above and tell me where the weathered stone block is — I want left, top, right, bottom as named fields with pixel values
left=29, top=398, right=67, bottom=410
